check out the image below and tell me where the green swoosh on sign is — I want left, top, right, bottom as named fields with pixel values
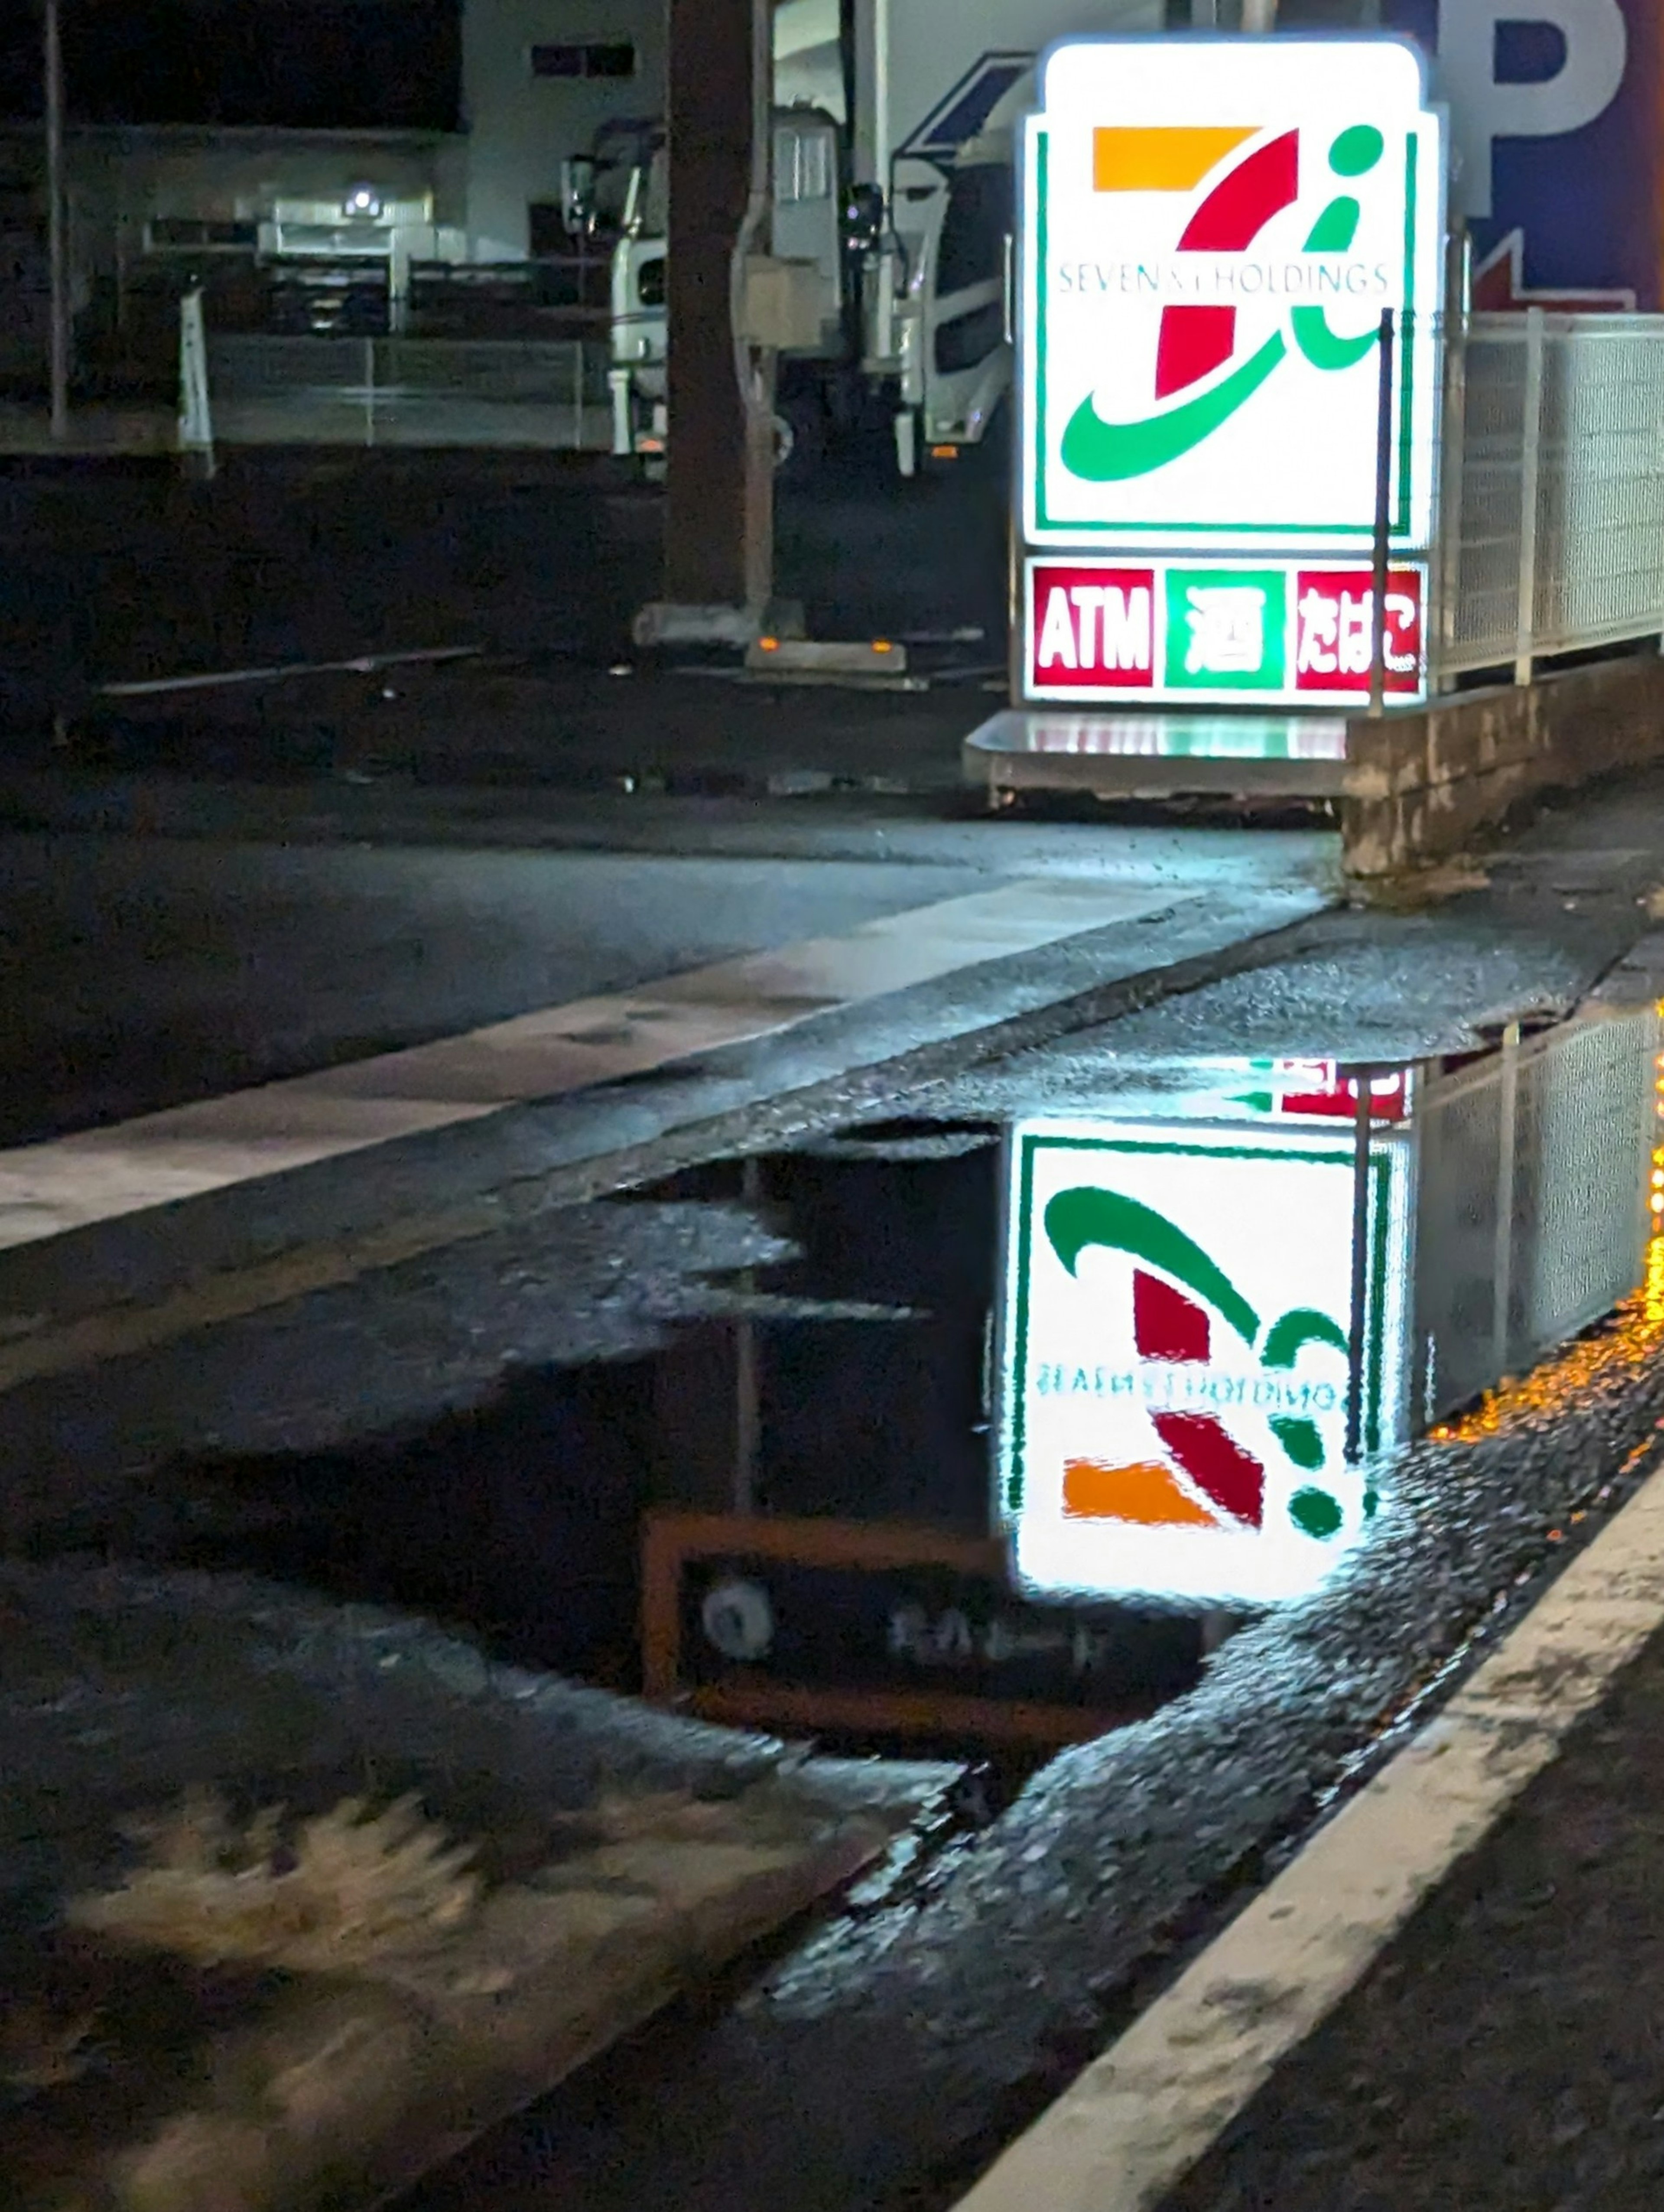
left=1043, top=1186, right=1260, bottom=1347
left=1059, top=330, right=1287, bottom=484
left=1290, top=306, right=1379, bottom=371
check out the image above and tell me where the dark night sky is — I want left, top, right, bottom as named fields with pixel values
left=0, top=1, right=461, bottom=130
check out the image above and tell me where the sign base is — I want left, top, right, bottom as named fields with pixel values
left=963, top=708, right=1352, bottom=803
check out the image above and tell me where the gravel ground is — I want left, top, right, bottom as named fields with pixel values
left=0, top=1563, right=952, bottom=2212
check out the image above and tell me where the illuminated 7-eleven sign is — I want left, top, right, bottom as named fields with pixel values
left=1018, top=36, right=1446, bottom=552
left=999, top=1121, right=1409, bottom=1606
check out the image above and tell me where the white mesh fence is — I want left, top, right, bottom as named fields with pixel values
left=1436, top=312, right=1664, bottom=684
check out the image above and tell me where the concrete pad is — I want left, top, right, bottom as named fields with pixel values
left=1342, top=653, right=1664, bottom=875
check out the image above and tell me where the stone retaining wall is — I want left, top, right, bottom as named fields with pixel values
left=1343, top=650, right=1664, bottom=876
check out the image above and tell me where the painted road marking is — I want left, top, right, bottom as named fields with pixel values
left=955, top=1450, right=1664, bottom=2212
left=0, top=878, right=1166, bottom=1254
left=98, top=643, right=479, bottom=699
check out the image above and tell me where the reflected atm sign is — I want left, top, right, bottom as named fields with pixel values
left=1000, top=1120, right=1409, bottom=1606
left=1019, top=38, right=1446, bottom=552
left=1245, top=1060, right=1411, bottom=1121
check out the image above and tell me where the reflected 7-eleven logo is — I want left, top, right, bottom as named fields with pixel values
left=1063, top=121, right=1391, bottom=483
left=1043, top=1185, right=1355, bottom=1540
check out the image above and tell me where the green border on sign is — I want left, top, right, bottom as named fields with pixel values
left=1003, top=1131, right=1393, bottom=1514
left=1032, top=129, right=1049, bottom=542
left=1394, top=131, right=1417, bottom=540
left=1032, top=130, right=1422, bottom=545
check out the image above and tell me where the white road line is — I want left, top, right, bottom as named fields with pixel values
left=98, top=643, right=479, bottom=698
left=955, top=1454, right=1664, bottom=2212
left=0, top=878, right=1163, bottom=1253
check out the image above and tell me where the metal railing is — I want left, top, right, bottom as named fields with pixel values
left=1437, top=310, right=1664, bottom=686
left=205, top=335, right=613, bottom=449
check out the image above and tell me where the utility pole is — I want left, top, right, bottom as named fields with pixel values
left=44, top=0, right=70, bottom=441
left=637, top=0, right=775, bottom=645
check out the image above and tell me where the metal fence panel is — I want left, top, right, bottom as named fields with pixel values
left=1533, top=323, right=1664, bottom=657
left=1511, top=1010, right=1655, bottom=1357
left=1440, top=322, right=1529, bottom=677
left=1410, top=1054, right=1508, bottom=1421
left=206, top=335, right=611, bottom=449
left=1439, top=312, right=1664, bottom=682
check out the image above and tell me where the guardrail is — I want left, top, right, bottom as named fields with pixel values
left=205, top=335, right=612, bottom=450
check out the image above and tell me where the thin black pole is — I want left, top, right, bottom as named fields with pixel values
left=1346, top=1068, right=1373, bottom=1464
left=45, top=0, right=69, bottom=441
left=1367, top=306, right=1395, bottom=716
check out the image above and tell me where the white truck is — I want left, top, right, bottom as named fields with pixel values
left=575, top=0, right=1161, bottom=478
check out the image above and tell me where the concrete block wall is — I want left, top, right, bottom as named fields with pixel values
left=1342, top=650, right=1664, bottom=876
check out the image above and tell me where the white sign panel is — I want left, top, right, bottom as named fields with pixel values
left=1019, top=37, right=1446, bottom=551
left=1000, top=1120, right=1410, bottom=1605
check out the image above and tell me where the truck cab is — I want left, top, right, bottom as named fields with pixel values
left=871, top=136, right=1013, bottom=473
left=602, top=108, right=847, bottom=474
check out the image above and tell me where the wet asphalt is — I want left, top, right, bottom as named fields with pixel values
left=1161, top=1616, right=1664, bottom=2212
left=10, top=452, right=1664, bottom=2207
left=0, top=830, right=1000, bottom=1146
left=394, top=1273, right=1664, bottom=2212
left=0, top=772, right=1658, bottom=2211
left=386, top=814, right=1664, bottom=2212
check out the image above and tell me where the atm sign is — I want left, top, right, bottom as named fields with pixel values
left=1025, top=563, right=1155, bottom=690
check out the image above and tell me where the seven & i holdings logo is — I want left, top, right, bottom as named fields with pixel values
left=1059, top=120, right=1396, bottom=482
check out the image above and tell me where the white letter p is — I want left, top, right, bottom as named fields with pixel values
left=1436, top=0, right=1627, bottom=220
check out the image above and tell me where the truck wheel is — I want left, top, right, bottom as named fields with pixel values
left=961, top=401, right=1012, bottom=484
left=774, top=390, right=825, bottom=484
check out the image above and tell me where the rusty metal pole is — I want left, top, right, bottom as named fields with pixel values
left=649, top=0, right=773, bottom=638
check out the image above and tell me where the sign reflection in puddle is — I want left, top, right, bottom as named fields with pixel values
left=997, top=1014, right=1658, bottom=1608
left=650, top=1009, right=1659, bottom=1748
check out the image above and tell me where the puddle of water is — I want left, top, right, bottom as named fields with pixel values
left=135, top=1003, right=1660, bottom=1759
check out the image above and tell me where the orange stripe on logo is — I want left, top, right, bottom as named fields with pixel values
left=1092, top=126, right=1258, bottom=193
left=1063, top=1457, right=1222, bottom=1527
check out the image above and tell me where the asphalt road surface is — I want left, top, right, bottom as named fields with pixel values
left=0, top=448, right=1009, bottom=721
left=0, top=829, right=1001, bottom=1145
left=1160, top=1614, right=1664, bottom=2212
